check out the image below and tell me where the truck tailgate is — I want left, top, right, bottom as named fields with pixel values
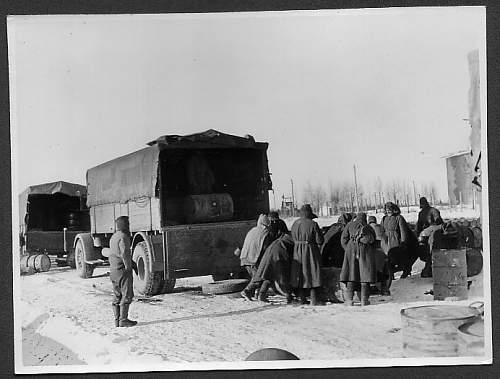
left=25, top=230, right=86, bottom=255
left=163, top=220, right=256, bottom=278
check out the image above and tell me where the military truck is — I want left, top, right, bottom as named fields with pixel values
left=74, top=130, right=272, bottom=296
left=19, top=181, right=90, bottom=267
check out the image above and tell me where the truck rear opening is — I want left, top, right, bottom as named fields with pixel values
left=159, top=147, right=270, bottom=225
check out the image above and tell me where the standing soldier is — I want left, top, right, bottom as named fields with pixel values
left=340, top=213, right=377, bottom=306
left=290, top=204, right=324, bottom=306
left=109, top=216, right=137, bottom=327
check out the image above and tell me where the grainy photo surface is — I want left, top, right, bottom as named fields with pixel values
left=8, top=7, right=489, bottom=374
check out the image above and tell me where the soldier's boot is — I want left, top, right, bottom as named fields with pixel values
left=361, top=283, right=371, bottom=306
left=257, top=281, right=270, bottom=303
left=113, top=305, right=120, bottom=327
left=297, top=289, right=308, bottom=305
left=344, top=282, right=354, bottom=306
left=310, top=287, right=323, bottom=306
left=380, top=280, right=391, bottom=296
left=119, top=304, right=137, bottom=327
left=285, top=292, right=293, bottom=304
left=421, top=261, right=433, bottom=278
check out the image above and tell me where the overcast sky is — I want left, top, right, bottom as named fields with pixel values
left=8, top=8, right=485, bottom=206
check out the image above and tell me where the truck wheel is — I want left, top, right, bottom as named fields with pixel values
left=212, top=273, right=232, bottom=281
left=66, top=249, right=76, bottom=269
left=159, top=277, right=177, bottom=294
left=75, top=240, right=94, bottom=278
left=133, top=241, right=162, bottom=296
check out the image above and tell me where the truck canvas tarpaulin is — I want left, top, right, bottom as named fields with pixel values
left=19, top=181, right=86, bottom=230
left=19, top=181, right=89, bottom=258
left=86, top=129, right=269, bottom=207
left=86, top=145, right=160, bottom=207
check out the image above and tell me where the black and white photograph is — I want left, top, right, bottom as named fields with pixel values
left=8, top=7, right=489, bottom=374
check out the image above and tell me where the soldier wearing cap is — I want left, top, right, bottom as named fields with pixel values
left=109, top=216, right=137, bottom=327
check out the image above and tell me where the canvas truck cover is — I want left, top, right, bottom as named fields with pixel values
left=19, top=181, right=87, bottom=228
left=86, top=130, right=269, bottom=207
left=86, top=145, right=161, bottom=207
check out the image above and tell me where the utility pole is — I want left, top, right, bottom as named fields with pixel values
left=290, top=179, right=295, bottom=217
left=412, top=180, right=417, bottom=206
left=353, top=165, right=360, bottom=213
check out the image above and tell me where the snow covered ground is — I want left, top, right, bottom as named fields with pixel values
left=17, top=257, right=486, bottom=373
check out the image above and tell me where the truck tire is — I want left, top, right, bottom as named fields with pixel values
left=75, top=240, right=94, bottom=278
left=133, top=241, right=162, bottom=296
left=201, top=279, right=249, bottom=295
left=159, top=277, right=177, bottom=294
left=212, top=273, right=232, bottom=281
left=66, top=249, right=76, bottom=269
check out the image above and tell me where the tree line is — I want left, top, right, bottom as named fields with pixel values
left=299, top=177, right=440, bottom=216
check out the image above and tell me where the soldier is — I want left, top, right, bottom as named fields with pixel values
left=109, top=216, right=137, bottom=327
left=290, top=204, right=324, bottom=306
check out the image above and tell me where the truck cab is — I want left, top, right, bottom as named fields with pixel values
left=75, top=130, right=272, bottom=296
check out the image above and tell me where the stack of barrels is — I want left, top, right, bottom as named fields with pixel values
left=448, top=218, right=483, bottom=278
left=20, top=253, right=51, bottom=274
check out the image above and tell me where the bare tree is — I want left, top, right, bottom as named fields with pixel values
left=328, top=181, right=341, bottom=215
left=302, top=181, right=314, bottom=206
left=311, top=183, right=327, bottom=216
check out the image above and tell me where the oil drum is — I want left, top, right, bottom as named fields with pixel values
left=432, top=249, right=467, bottom=301
left=466, top=248, right=483, bottom=277
left=401, top=302, right=483, bottom=357
left=471, top=227, right=482, bottom=249
left=457, top=317, right=485, bottom=356
left=183, top=193, right=234, bottom=223
left=21, top=253, right=51, bottom=272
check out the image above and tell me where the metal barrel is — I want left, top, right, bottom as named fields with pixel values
left=432, top=249, right=468, bottom=301
left=183, top=193, right=234, bottom=223
left=457, top=318, right=484, bottom=356
left=471, top=227, right=482, bottom=249
left=401, top=303, right=483, bottom=357
left=466, top=248, right=483, bottom=277
left=22, top=253, right=51, bottom=272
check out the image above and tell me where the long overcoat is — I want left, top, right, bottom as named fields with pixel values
left=382, top=214, right=418, bottom=270
left=290, top=217, right=324, bottom=288
left=253, top=234, right=294, bottom=290
left=321, top=214, right=352, bottom=268
left=339, top=219, right=377, bottom=283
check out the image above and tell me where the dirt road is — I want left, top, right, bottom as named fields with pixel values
left=18, top=259, right=484, bottom=369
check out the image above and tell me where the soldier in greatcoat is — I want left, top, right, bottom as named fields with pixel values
left=320, top=213, right=353, bottom=303
left=368, top=215, right=391, bottom=295
left=109, top=216, right=137, bottom=327
left=238, top=214, right=274, bottom=300
left=290, top=204, right=324, bottom=306
left=340, top=213, right=377, bottom=306
left=381, top=202, right=419, bottom=279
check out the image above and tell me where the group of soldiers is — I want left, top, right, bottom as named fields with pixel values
left=237, top=197, right=444, bottom=306
left=106, top=197, right=444, bottom=327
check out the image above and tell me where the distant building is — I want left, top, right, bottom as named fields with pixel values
left=443, top=150, right=477, bottom=207
left=280, top=196, right=296, bottom=217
